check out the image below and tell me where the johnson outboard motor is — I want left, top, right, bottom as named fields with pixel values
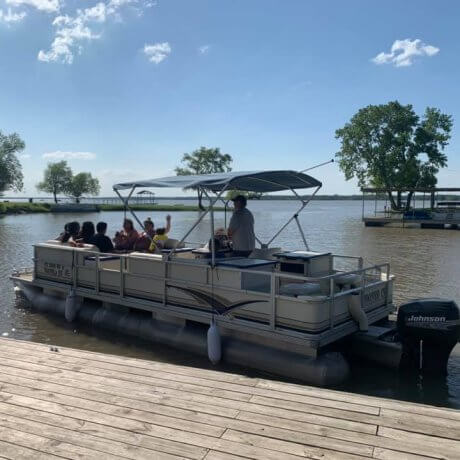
left=397, top=298, right=460, bottom=374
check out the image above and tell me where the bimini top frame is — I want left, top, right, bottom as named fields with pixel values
left=113, top=170, right=322, bottom=265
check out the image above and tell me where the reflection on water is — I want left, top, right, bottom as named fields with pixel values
left=1, top=200, right=459, bottom=408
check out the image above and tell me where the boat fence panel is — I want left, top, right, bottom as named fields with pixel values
left=31, top=244, right=394, bottom=339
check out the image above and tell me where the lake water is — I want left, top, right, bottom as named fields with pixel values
left=1, top=200, right=459, bottom=409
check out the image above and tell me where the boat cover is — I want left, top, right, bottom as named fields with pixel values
left=113, top=170, right=322, bottom=193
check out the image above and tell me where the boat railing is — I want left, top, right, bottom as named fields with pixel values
left=31, top=245, right=392, bottom=342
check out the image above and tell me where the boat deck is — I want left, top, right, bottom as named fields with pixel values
left=0, top=337, right=458, bottom=459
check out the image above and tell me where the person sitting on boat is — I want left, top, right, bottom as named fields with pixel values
left=227, top=194, right=255, bottom=257
left=207, top=228, right=232, bottom=257
left=148, top=227, right=169, bottom=253
left=134, top=215, right=172, bottom=251
left=57, top=221, right=80, bottom=243
left=56, top=222, right=70, bottom=242
left=76, top=221, right=95, bottom=245
left=113, top=218, right=139, bottom=251
left=90, top=222, right=114, bottom=253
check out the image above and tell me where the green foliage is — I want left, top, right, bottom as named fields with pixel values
left=175, top=146, right=232, bottom=176
left=67, top=172, right=100, bottom=201
left=335, top=101, right=452, bottom=210
left=37, top=161, right=73, bottom=203
left=37, top=162, right=100, bottom=203
left=0, top=202, right=51, bottom=214
left=175, top=146, right=233, bottom=209
left=0, top=130, right=25, bottom=193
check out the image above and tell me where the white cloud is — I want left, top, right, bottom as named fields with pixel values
left=42, top=151, right=96, bottom=160
left=81, top=3, right=107, bottom=23
left=143, top=42, right=171, bottom=63
left=19, top=153, right=31, bottom=159
left=0, top=7, right=27, bottom=22
left=38, top=16, right=100, bottom=64
left=372, top=39, right=439, bottom=67
left=5, top=0, right=61, bottom=13
left=38, top=0, right=154, bottom=64
left=198, top=44, right=210, bottom=55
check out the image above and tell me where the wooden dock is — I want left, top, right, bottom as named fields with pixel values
left=0, top=338, right=458, bottom=459
left=363, top=216, right=460, bottom=229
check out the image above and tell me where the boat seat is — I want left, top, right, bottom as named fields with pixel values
left=163, top=238, right=185, bottom=249
left=249, top=248, right=282, bottom=260
left=279, top=282, right=321, bottom=297
left=45, top=239, right=76, bottom=247
left=44, top=240, right=99, bottom=252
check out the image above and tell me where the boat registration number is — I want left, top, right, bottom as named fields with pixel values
left=363, top=287, right=387, bottom=306
left=43, top=262, right=72, bottom=280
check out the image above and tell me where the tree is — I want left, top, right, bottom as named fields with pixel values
left=67, top=172, right=100, bottom=203
left=175, top=147, right=233, bottom=209
left=335, top=101, right=452, bottom=211
left=0, top=130, right=25, bottom=193
left=37, top=161, right=73, bottom=203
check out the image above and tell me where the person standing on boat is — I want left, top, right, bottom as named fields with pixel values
left=227, top=195, right=255, bottom=257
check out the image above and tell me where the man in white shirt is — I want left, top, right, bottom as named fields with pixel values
left=227, top=194, right=255, bottom=257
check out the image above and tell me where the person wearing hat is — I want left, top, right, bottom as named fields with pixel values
left=227, top=194, right=255, bottom=257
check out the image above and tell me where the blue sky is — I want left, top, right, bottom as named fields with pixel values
left=1, top=0, right=459, bottom=196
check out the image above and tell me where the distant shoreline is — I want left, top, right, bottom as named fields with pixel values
left=0, top=203, right=222, bottom=215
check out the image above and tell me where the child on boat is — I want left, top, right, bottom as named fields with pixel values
left=148, top=227, right=168, bottom=253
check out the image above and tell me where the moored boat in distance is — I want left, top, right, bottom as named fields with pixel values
left=11, top=170, right=460, bottom=385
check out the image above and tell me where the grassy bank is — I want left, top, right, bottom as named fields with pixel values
left=0, top=202, right=223, bottom=215
left=0, top=202, right=51, bottom=215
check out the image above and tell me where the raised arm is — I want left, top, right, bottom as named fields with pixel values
left=165, top=215, right=171, bottom=234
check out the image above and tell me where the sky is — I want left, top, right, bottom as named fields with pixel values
left=0, top=0, right=459, bottom=196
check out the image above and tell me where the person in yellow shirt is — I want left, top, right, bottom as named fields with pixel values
left=148, top=227, right=168, bottom=253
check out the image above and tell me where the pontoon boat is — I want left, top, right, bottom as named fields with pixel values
left=11, top=170, right=460, bottom=385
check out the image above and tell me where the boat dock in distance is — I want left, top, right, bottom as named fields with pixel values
left=362, top=187, right=460, bottom=229
left=0, top=337, right=458, bottom=460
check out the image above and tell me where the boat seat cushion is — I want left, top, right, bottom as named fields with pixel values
left=279, top=282, right=321, bottom=297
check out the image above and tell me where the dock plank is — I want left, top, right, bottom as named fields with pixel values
left=0, top=337, right=458, bottom=460
left=0, top=344, right=379, bottom=415
left=256, top=380, right=460, bottom=422
left=0, top=440, right=64, bottom=460
left=3, top=337, right=257, bottom=386
left=0, top=400, right=208, bottom=459
left=8, top=341, right=379, bottom=414
left=0, top=423, right=120, bottom=460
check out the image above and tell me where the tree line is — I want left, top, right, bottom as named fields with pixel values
left=0, top=131, right=100, bottom=203
left=0, top=100, right=453, bottom=210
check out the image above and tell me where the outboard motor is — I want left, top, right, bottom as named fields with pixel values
left=397, top=298, right=460, bottom=374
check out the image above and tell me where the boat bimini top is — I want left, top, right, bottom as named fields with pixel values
left=113, top=170, right=323, bottom=263
left=113, top=170, right=322, bottom=193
